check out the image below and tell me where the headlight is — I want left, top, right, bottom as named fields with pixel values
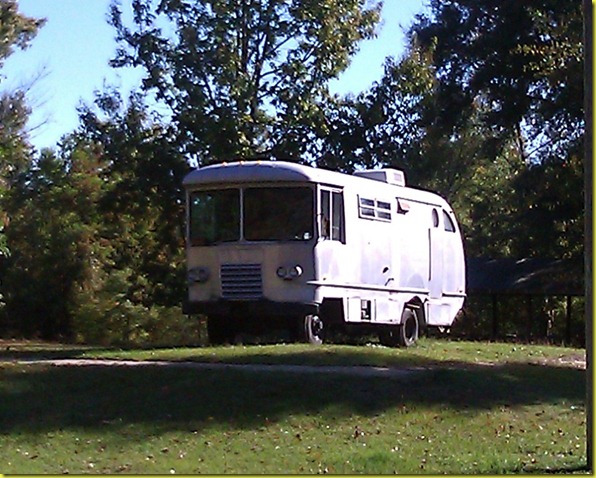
left=289, top=265, right=303, bottom=278
left=276, top=265, right=303, bottom=280
left=188, top=267, right=210, bottom=283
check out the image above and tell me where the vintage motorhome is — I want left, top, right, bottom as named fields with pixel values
left=183, top=160, right=465, bottom=346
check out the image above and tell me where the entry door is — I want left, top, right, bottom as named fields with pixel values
left=315, top=186, right=347, bottom=283
left=428, top=208, right=443, bottom=299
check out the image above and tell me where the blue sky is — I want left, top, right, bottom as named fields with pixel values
left=1, top=0, right=427, bottom=151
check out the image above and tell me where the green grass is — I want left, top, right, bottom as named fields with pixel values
left=0, top=339, right=588, bottom=474
left=80, top=338, right=587, bottom=373
left=2, top=337, right=584, bottom=368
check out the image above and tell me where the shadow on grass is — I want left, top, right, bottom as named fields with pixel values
left=0, top=351, right=585, bottom=437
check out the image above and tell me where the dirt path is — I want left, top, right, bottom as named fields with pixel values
left=19, top=358, right=424, bottom=379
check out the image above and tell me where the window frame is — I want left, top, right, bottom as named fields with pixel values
left=188, top=184, right=316, bottom=246
left=358, top=195, right=392, bottom=222
left=188, top=187, right=241, bottom=246
left=443, top=210, right=457, bottom=233
left=319, top=186, right=345, bottom=243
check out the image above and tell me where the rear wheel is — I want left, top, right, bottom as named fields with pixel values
left=398, top=308, right=419, bottom=347
left=378, top=307, right=419, bottom=347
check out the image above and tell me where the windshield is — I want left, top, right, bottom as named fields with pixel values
left=189, top=186, right=313, bottom=245
left=244, top=187, right=313, bottom=241
left=189, top=189, right=240, bottom=246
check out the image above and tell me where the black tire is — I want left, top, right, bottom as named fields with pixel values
left=302, top=314, right=324, bottom=345
left=398, top=307, right=419, bottom=347
left=207, top=316, right=233, bottom=345
left=378, top=307, right=419, bottom=347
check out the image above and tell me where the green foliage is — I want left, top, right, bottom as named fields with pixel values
left=2, top=90, right=189, bottom=343
left=411, top=0, right=583, bottom=163
left=73, top=89, right=188, bottom=308
left=0, top=0, right=45, bottom=69
left=72, top=270, right=199, bottom=346
left=1, top=149, right=105, bottom=338
left=0, top=0, right=45, bottom=267
left=68, top=92, right=188, bottom=344
left=109, top=0, right=381, bottom=163
left=324, top=0, right=584, bottom=262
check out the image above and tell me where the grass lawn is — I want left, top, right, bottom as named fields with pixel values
left=0, top=339, right=588, bottom=474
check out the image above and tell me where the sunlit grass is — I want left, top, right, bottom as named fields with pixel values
left=75, top=338, right=585, bottom=370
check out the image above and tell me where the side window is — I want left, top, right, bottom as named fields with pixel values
left=358, top=196, right=392, bottom=222
left=321, top=190, right=331, bottom=239
left=359, top=197, right=376, bottom=218
left=320, top=188, right=345, bottom=243
left=332, top=191, right=344, bottom=241
left=443, top=210, right=456, bottom=232
left=432, top=208, right=439, bottom=228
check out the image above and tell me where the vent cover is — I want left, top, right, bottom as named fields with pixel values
left=354, top=169, right=406, bottom=186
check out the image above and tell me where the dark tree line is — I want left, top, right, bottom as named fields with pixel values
left=0, top=0, right=584, bottom=344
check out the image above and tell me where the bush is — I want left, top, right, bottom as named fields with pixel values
left=71, top=269, right=202, bottom=347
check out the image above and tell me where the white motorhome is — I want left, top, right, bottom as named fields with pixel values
left=183, top=160, right=465, bottom=346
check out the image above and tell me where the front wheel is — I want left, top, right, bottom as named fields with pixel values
left=207, top=316, right=234, bottom=345
left=302, top=314, right=324, bottom=345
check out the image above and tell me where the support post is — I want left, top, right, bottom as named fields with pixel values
left=565, top=295, right=572, bottom=346
left=491, top=295, right=498, bottom=341
left=526, top=295, right=533, bottom=342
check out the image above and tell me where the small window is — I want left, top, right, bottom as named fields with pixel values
left=377, top=201, right=391, bottom=220
left=358, top=196, right=392, bottom=222
left=331, top=192, right=344, bottom=241
left=321, top=190, right=331, bottom=238
left=432, top=209, right=439, bottom=228
left=443, top=210, right=456, bottom=232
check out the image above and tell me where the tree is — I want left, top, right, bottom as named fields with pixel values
left=318, top=40, right=438, bottom=174
left=0, top=0, right=45, bottom=70
left=411, top=0, right=584, bottom=260
left=0, top=0, right=45, bottom=242
left=320, top=0, right=583, bottom=261
left=0, top=1, right=45, bottom=321
left=1, top=147, right=106, bottom=338
left=2, top=88, right=191, bottom=342
left=109, top=0, right=381, bottom=164
left=73, top=89, right=188, bottom=308
left=62, top=89, right=191, bottom=344
left=0, top=0, right=46, bottom=182
left=410, top=0, right=583, bottom=165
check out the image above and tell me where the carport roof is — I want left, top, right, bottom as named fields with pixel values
left=466, top=257, right=585, bottom=296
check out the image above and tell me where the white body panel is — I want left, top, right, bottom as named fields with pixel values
left=183, top=161, right=466, bottom=329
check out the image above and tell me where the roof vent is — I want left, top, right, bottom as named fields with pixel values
left=354, top=169, right=406, bottom=186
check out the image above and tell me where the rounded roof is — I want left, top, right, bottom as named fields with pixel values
left=182, top=160, right=451, bottom=210
left=183, top=160, right=345, bottom=187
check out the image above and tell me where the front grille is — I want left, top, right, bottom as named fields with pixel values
left=220, top=263, right=263, bottom=300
